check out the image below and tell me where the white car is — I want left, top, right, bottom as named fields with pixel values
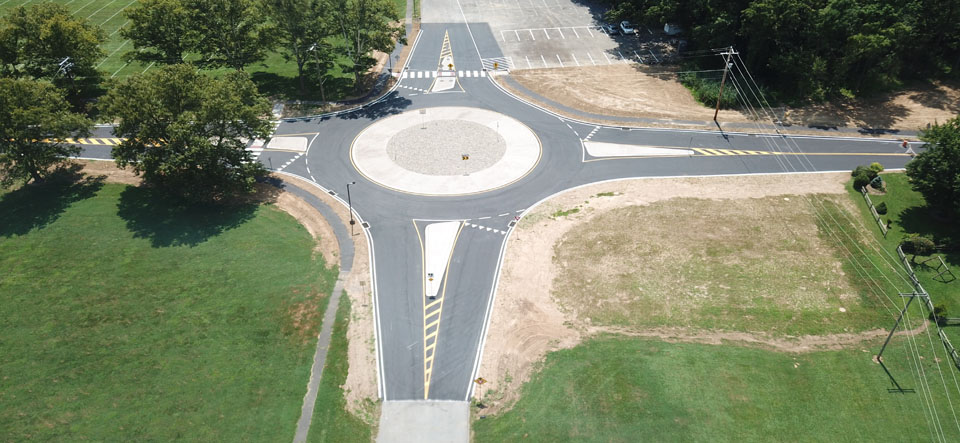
left=620, top=21, right=636, bottom=35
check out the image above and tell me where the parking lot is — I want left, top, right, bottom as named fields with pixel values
left=460, top=0, right=660, bottom=70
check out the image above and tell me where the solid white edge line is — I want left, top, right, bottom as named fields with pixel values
left=272, top=170, right=386, bottom=400
left=465, top=167, right=911, bottom=401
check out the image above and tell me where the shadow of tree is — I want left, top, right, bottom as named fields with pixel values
left=897, top=205, right=960, bottom=266
left=327, top=91, right=412, bottom=121
left=116, top=186, right=259, bottom=247
left=908, top=93, right=960, bottom=116
left=0, top=165, right=105, bottom=238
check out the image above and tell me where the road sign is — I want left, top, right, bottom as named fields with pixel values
left=474, top=377, right=486, bottom=385
left=448, top=63, right=454, bottom=70
left=493, top=62, right=499, bottom=70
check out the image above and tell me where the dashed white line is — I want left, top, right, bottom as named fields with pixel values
left=479, top=216, right=491, bottom=220
left=498, top=212, right=510, bottom=217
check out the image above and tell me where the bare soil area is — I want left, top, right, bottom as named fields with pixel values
left=477, top=172, right=896, bottom=413
left=505, top=65, right=960, bottom=135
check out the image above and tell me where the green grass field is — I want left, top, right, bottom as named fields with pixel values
left=0, top=0, right=148, bottom=80
left=0, top=0, right=366, bottom=100
left=0, top=176, right=369, bottom=440
left=474, top=335, right=960, bottom=442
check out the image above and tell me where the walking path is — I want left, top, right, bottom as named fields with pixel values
left=280, top=179, right=356, bottom=443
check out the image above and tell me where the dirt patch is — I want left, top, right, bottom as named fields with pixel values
left=504, top=65, right=959, bottom=136
left=477, top=172, right=875, bottom=413
left=273, top=192, right=339, bottom=266
left=75, top=159, right=141, bottom=185
left=286, top=298, right=323, bottom=344
left=277, top=174, right=379, bottom=426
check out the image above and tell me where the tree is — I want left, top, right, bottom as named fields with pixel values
left=188, top=0, right=275, bottom=70
left=905, top=116, right=960, bottom=217
left=264, top=0, right=338, bottom=96
left=121, top=0, right=199, bottom=65
left=0, top=78, right=91, bottom=185
left=100, top=65, right=271, bottom=202
left=331, top=0, right=403, bottom=90
left=0, top=3, right=105, bottom=94
left=901, top=234, right=936, bottom=263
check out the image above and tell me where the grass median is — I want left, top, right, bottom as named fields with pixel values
left=0, top=178, right=358, bottom=440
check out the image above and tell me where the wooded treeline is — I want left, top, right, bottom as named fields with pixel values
left=606, top=0, right=960, bottom=101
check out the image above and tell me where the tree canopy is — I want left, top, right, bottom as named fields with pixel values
left=0, top=78, right=91, bottom=185
left=122, top=0, right=200, bottom=65
left=330, top=0, right=403, bottom=89
left=100, top=65, right=271, bottom=202
left=905, top=116, right=960, bottom=217
left=188, top=0, right=276, bottom=70
left=605, top=0, right=960, bottom=101
left=0, top=3, right=105, bottom=94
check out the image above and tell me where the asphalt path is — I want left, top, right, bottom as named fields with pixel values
left=75, top=5, right=920, bottom=402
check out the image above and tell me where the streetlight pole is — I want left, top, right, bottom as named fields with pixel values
left=346, top=181, right=356, bottom=235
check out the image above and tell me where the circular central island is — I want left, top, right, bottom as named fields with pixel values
left=350, top=107, right=542, bottom=196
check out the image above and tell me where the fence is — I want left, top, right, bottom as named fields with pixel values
left=860, top=186, right=888, bottom=237
left=897, top=246, right=960, bottom=371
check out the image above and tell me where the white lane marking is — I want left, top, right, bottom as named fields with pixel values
left=541, top=54, right=548, bottom=67
left=543, top=28, right=550, bottom=39
left=481, top=71, right=486, bottom=77
left=557, top=28, right=565, bottom=39
left=500, top=30, right=505, bottom=41
left=586, top=27, right=594, bottom=37
left=572, top=27, right=580, bottom=38
left=514, top=30, right=520, bottom=41
left=526, top=56, right=532, bottom=68
left=587, top=52, right=596, bottom=65
left=498, top=212, right=510, bottom=216
left=556, top=54, right=564, bottom=67
left=603, top=52, right=612, bottom=64
left=479, top=216, right=491, bottom=220
left=617, top=50, right=627, bottom=63
left=571, top=53, right=580, bottom=66
left=529, top=29, right=536, bottom=40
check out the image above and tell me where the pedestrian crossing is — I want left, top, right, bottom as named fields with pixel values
left=394, top=70, right=488, bottom=79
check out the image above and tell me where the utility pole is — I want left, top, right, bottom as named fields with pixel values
left=346, top=181, right=356, bottom=236
left=714, top=47, right=736, bottom=122
left=877, top=292, right=925, bottom=393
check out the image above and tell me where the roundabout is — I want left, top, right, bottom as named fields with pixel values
left=350, top=106, right=542, bottom=196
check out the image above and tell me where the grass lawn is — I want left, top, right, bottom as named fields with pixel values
left=307, top=293, right=375, bottom=443
left=0, top=177, right=364, bottom=440
left=846, top=172, right=960, bottom=341
left=473, top=335, right=960, bottom=442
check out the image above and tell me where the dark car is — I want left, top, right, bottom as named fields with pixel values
left=601, top=23, right=618, bottom=35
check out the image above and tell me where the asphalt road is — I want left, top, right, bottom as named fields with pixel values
left=75, top=0, right=919, bottom=403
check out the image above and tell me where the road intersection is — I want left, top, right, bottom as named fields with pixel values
left=73, top=0, right=919, bottom=419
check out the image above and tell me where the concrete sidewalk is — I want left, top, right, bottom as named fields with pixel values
left=378, top=401, right=470, bottom=443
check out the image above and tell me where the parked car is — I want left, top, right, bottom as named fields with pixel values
left=601, top=23, right=618, bottom=35
left=620, top=21, right=636, bottom=35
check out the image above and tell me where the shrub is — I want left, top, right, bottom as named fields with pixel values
left=876, top=201, right=888, bottom=215
left=679, top=73, right=738, bottom=109
left=932, top=303, right=948, bottom=325
left=869, top=162, right=884, bottom=173
left=853, top=172, right=873, bottom=191
left=851, top=165, right=879, bottom=190
left=900, top=234, right=936, bottom=259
